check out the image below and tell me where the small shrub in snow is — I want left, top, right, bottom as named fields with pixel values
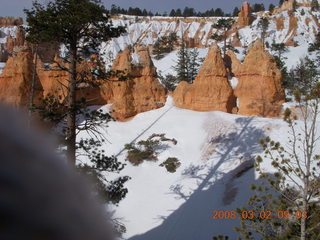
left=160, top=157, right=181, bottom=173
left=125, top=134, right=177, bottom=166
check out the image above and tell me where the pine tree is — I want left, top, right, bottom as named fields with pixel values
left=153, top=39, right=163, bottom=59
left=311, top=0, right=320, bottom=11
left=152, top=32, right=178, bottom=59
left=269, top=4, right=276, bottom=12
left=271, top=42, right=288, bottom=59
left=176, top=8, right=182, bottom=16
left=169, top=9, right=176, bottom=16
left=287, top=57, right=318, bottom=95
left=214, top=8, right=224, bottom=16
left=212, top=18, right=235, bottom=57
left=232, top=7, right=240, bottom=17
left=258, top=17, right=269, bottom=47
left=173, top=40, right=200, bottom=84
left=189, top=48, right=200, bottom=82
left=237, top=82, right=320, bottom=240
left=174, top=41, right=189, bottom=82
left=252, top=3, right=265, bottom=12
left=24, top=0, right=130, bottom=207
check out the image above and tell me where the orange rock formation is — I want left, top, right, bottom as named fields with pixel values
left=173, top=43, right=236, bottom=112
left=238, top=2, right=254, bottom=28
left=0, top=47, right=42, bottom=106
left=108, top=47, right=167, bottom=120
left=233, top=40, right=285, bottom=117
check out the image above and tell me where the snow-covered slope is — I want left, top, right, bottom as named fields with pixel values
left=77, top=97, right=293, bottom=239
left=101, top=6, right=320, bottom=69
left=73, top=5, right=320, bottom=239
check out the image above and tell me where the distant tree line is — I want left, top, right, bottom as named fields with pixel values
left=109, top=3, right=277, bottom=18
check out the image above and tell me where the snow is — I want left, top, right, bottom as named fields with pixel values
left=76, top=95, right=297, bottom=239
left=152, top=48, right=209, bottom=77
left=0, top=26, right=18, bottom=44
left=131, top=53, right=140, bottom=64
left=1, top=6, right=319, bottom=239
left=0, top=62, right=6, bottom=74
left=228, top=77, right=239, bottom=90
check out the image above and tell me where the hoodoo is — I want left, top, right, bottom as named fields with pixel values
left=0, top=47, right=42, bottom=106
left=238, top=2, right=254, bottom=28
left=107, top=47, right=167, bottom=121
left=233, top=40, right=285, bottom=117
left=173, top=43, right=236, bottom=112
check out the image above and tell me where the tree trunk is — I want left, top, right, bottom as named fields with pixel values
left=28, top=44, right=38, bottom=126
left=223, top=30, right=227, bottom=57
left=66, top=43, right=77, bottom=165
left=301, top=194, right=307, bottom=240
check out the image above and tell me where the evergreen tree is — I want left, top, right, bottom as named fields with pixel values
left=152, top=32, right=178, bottom=59
left=214, top=8, right=224, bottom=16
left=176, top=8, right=182, bottom=16
left=270, top=42, right=289, bottom=88
left=174, top=41, right=189, bottom=82
left=173, top=41, right=200, bottom=84
left=237, top=82, right=320, bottom=240
left=169, top=9, right=176, bottom=16
left=308, top=32, right=320, bottom=64
left=271, top=42, right=288, bottom=59
left=269, top=4, right=276, bottom=12
left=24, top=0, right=130, bottom=207
left=212, top=18, right=235, bottom=57
left=142, top=9, right=148, bottom=16
left=252, top=3, right=265, bottom=12
left=232, top=7, right=240, bottom=17
left=287, top=57, right=318, bottom=95
left=189, top=48, right=201, bottom=82
left=311, top=0, right=320, bottom=11
left=258, top=17, right=269, bottom=47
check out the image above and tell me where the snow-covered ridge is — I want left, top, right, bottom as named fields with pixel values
left=102, top=7, right=320, bottom=66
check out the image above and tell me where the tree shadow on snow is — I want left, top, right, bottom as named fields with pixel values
left=129, top=117, right=266, bottom=240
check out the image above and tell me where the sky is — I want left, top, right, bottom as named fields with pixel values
left=0, top=0, right=280, bottom=18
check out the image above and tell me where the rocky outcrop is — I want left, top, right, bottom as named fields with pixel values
left=238, top=2, right=254, bottom=28
left=37, top=56, right=106, bottom=105
left=37, top=56, right=69, bottom=101
left=0, top=45, right=166, bottom=120
left=107, top=47, right=167, bottom=120
left=173, top=43, right=236, bottom=112
left=173, top=40, right=284, bottom=117
left=0, top=17, right=23, bottom=27
left=37, top=42, right=61, bottom=63
left=272, top=0, right=296, bottom=14
left=6, top=26, right=25, bottom=53
left=232, top=40, right=285, bottom=117
left=0, top=47, right=42, bottom=106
